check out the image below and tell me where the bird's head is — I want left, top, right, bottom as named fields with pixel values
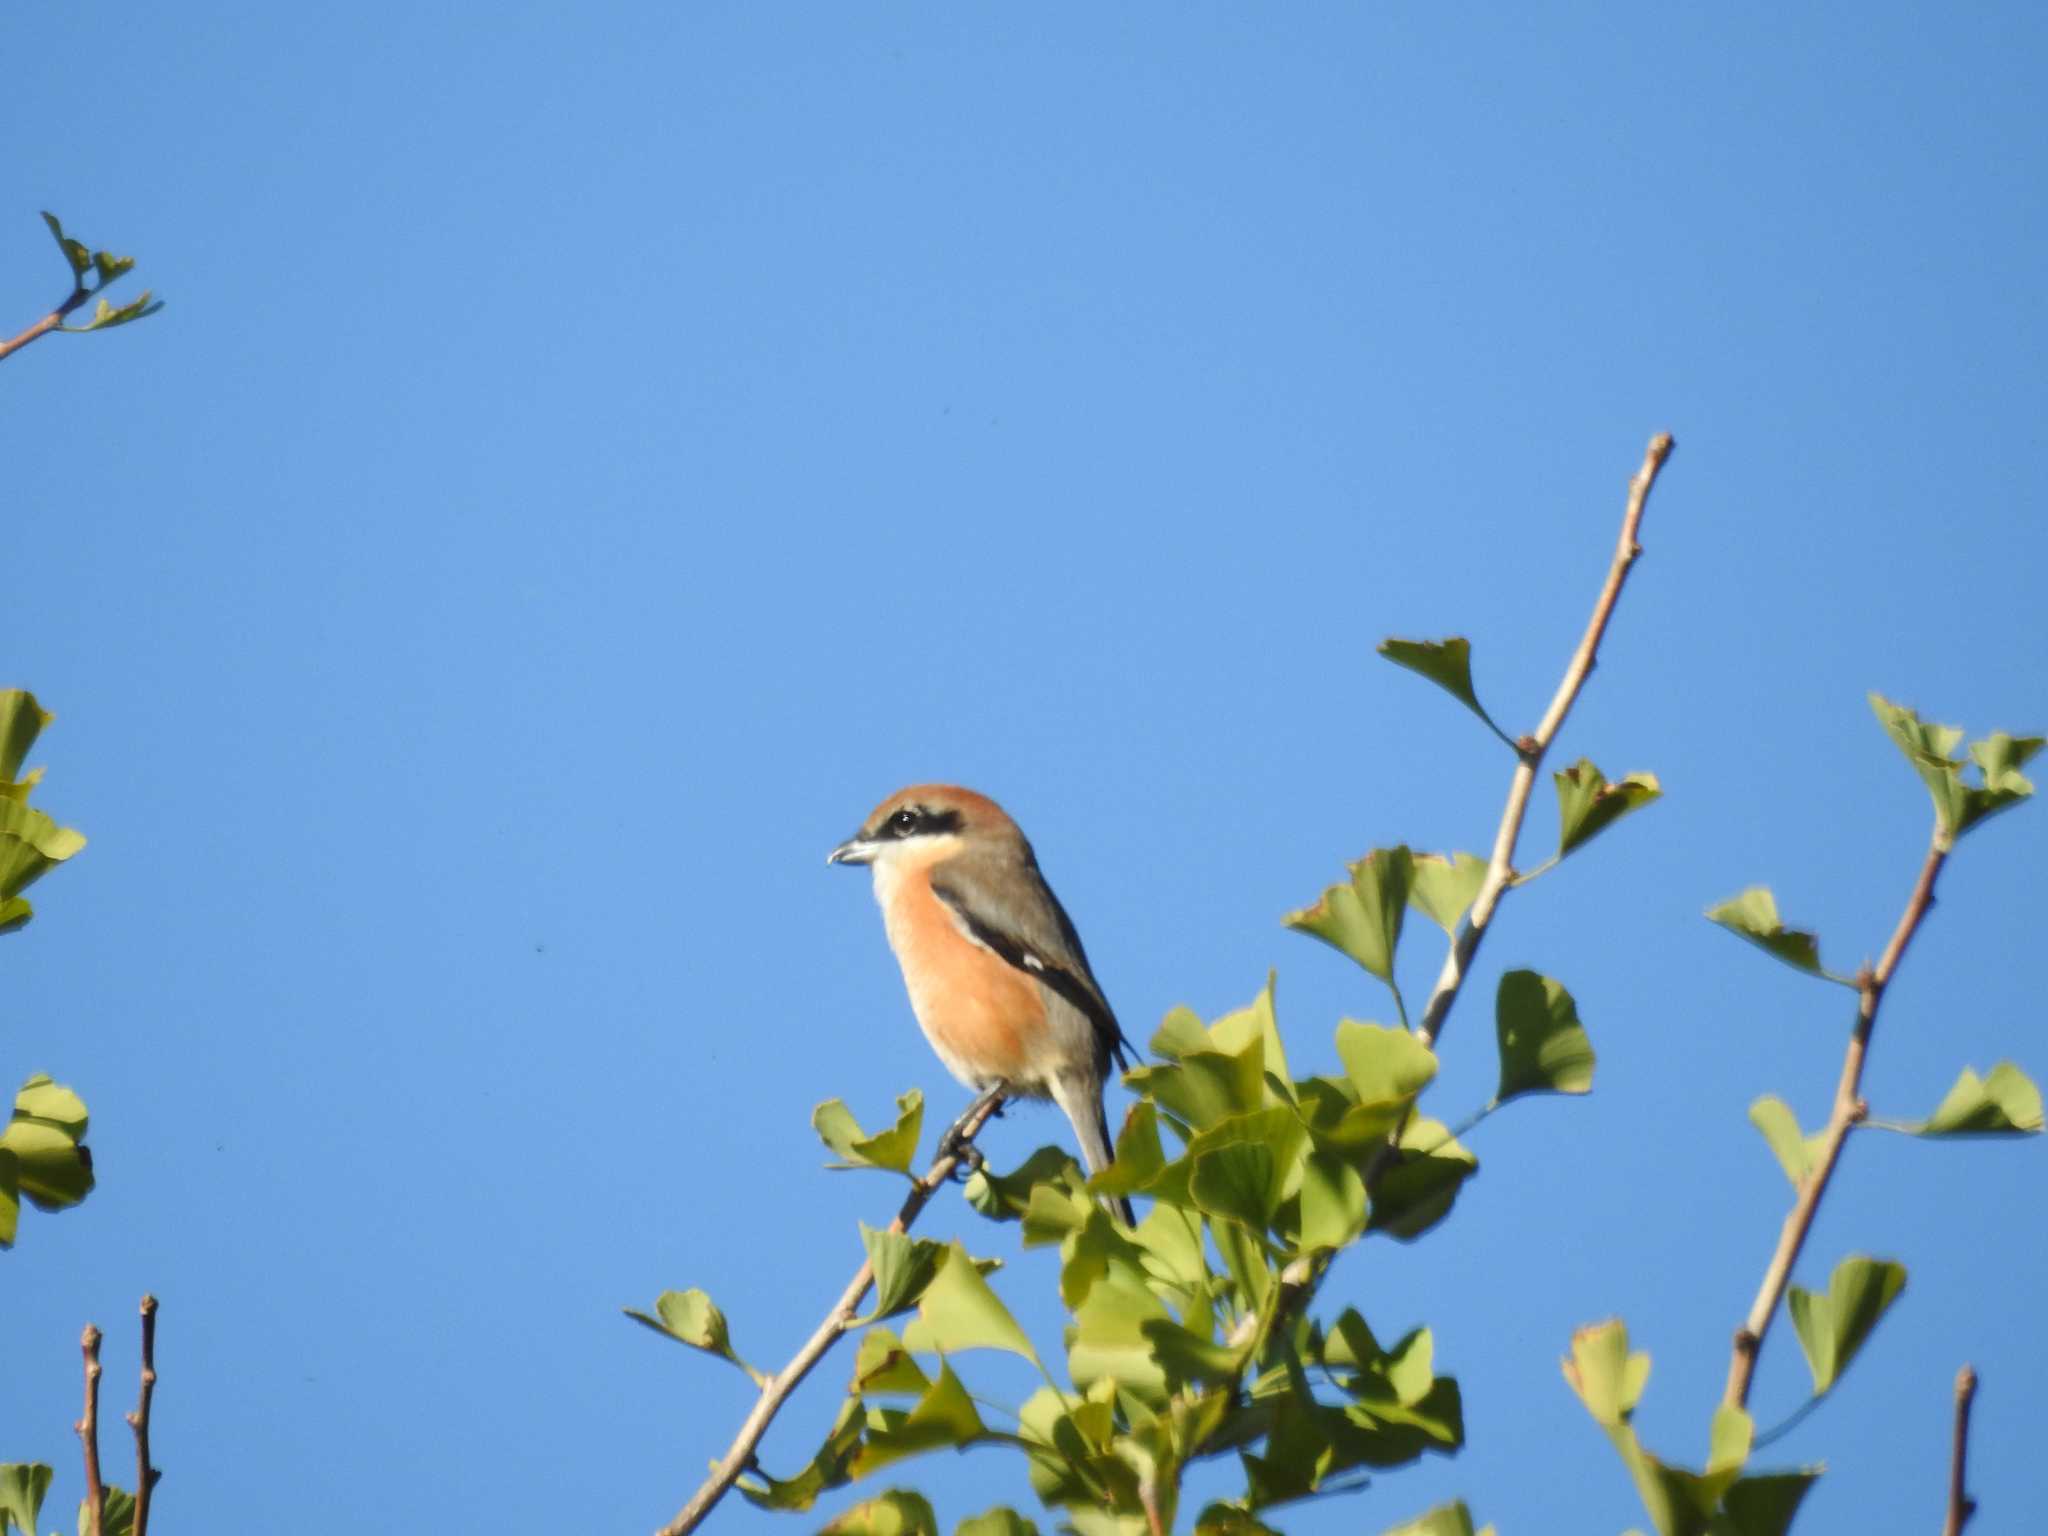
left=827, top=784, right=1019, bottom=870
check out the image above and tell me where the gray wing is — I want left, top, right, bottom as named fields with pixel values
left=928, top=846, right=1132, bottom=1072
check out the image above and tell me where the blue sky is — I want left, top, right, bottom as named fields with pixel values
left=4, top=4, right=2043, bottom=1532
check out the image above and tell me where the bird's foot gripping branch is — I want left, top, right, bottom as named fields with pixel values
left=633, top=437, right=1701, bottom=1536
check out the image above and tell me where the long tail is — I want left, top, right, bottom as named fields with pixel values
left=1050, top=1071, right=1136, bottom=1225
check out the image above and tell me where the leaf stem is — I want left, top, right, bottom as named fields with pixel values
left=1748, top=1391, right=1825, bottom=1452
left=1722, top=827, right=1948, bottom=1409
left=657, top=1085, right=1006, bottom=1536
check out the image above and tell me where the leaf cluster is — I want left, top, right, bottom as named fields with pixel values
left=0, top=693, right=94, bottom=1249
left=38, top=214, right=161, bottom=334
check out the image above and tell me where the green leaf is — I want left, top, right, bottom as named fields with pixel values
left=1746, top=1097, right=1825, bottom=1185
left=82, top=1486, right=136, bottom=1536
left=964, top=1144, right=1082, bottom=1222
left=1379, top=637, right=1507, bottom=741
left=1494, top=970, right=1594, bottom=1101
left=1335, top=1020, right=1438, bottom=1110
left=1187, top=1106, right=1306, bottom=1229
left=92, top=250, right=135, bottom=285
left=1366, top=1115, right=1475, bottom=1240
left=623, top=1287, right=757, bottom=1379
left=1063, top=1512, right=1149, bottom=1536
left=1066, top=1268, right=1174, bottom=1405
left=859, top=1226, right=953, bottom=1320
left=1205, top=974, right=1293, bottom=1100
left=1706, top=1404, right=1752, bottom=1477
left=737, top=1398, right=864, bottom=1511
left=1907, top=1062, right=2044, bottom=1136
left=1128, top=1002, right=1270, bottom=1132
left=41, top=212, right=91, bottom=279
left=1140, top=1314, right=1248, bottom=1387
left=1020, top=1176, right=1094, bottom=1249
left=1704, top=888, right=1843, bottom=983
left=1088, top=1100, right=1168, bottom=1200
left=1562, top=1319, right=1650, bottom=1428
left=819, top=1491, right=940, bottom=1536
left=852, top=1328, right=931, bottom=1397
left=1285, top=847, right=1414, bottom=984
left=1716, top=1469, right=1821, bottom=1536
left=0, top=1153, right=18, bottom=1247
left=0, top=1075, right=93, bottom=1217
left=0, top=898, right=30, bottom=935
left=1209, top=1215, right=1271, bottom=1314
left=1295, top=1144, right=1369, bottom=1251
left=1193, top=1506, right=1285, bottom=1536
left=1787, top=1255, right=1906, bottom=1395
left=956, top=1510, right=1039, bottom=1536
left=813, top=1090, right=925, bottom=1174
left=1554, top=759, right=1662, bottom=857
left=901, top=1242, right=1037, bottom=1362
left=1380, top=1499, right=1484, bottom=1536
left=1407, top=852, right=1488, bottom=936
left=0, top=692, right=52, bottom=787
left=849, top=1361, right=986, bottom=1477
left=0, top=1463, right=53, bottom=1536
left=1870, top=694, right=2040, bottom=839
left=78, top=291, right=163, bottom=332
left=0, top=796, right=88, bottom=907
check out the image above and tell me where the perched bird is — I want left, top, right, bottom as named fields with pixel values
left=829, top=784, right=1135, bottom=1223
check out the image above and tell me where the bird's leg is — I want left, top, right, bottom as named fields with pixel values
left=936, top=1082, right=1008, bottom=1178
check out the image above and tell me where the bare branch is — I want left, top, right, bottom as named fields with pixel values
left=125, top=1295, right=162, bottom=1536
left=77, top=1324, right=105, bottom=1536
left=657, top=1086, right=1007, bottom=1536
left=1723, top=829, right=1948, bottom=1408
left=1944, top=1364, right=1978, bottom=1536
left=1414, top=431, right=1674, bottom=1051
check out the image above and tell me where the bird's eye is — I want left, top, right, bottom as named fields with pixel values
left=889, top=808, right=920, bottom=835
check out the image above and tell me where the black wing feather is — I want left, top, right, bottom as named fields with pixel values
left=929, top=876, right=1133, bottom=1071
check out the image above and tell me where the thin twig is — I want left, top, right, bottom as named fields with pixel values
left=77, top=1324, right=105, bottom=1536
left=1723, top=828, right=1948, bottom=1408
left=1943, top=1364, right=1978, bottom=1536
left=658, top=1087, right=1007, bottom=1536
left=126, top=1295, right=161, bottom=1536
left=0, top=288, right=92, bottom=362
left=1223, top=435, right=1675, bottom=1422
left=1413, top=431, right=1674, bottom=1051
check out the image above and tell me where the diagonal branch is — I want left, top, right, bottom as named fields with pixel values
left=0, top=288, right=92, bottom=361
left=1943, top=1364, right=1978, bottom=1536
left=1235, top=434, right=1675, bottom=1403
left=1414, top=431, right=1674, bottom=1051
left=657, top=1087, right=1006, bottom=1536
left=1723, top=828, right=1948, bottom=1408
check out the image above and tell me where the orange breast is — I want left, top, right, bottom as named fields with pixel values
left=878, top=860, right=1047, bottom=1089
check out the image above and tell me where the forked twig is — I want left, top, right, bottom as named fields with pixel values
left=1250, top=434, right=1675, bottom=1400
left=1723, top=830, right=1947, bottom=1407
left=1413, top=431, right=1674, bottom=1052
